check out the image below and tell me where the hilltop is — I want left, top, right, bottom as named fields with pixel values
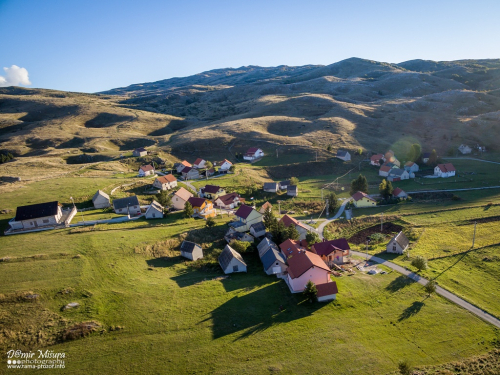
left=1, top=58, right=500, bottom=163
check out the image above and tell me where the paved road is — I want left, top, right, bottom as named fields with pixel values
left=179, top=180, right=197, bottom=193
left=315, top=198, right=352, bottom=236
left=350, top=251, right=500, bottom=329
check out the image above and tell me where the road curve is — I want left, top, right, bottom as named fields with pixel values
left=350, top=251, right=500, bottom=329
left=316, top=198, right=352, bottom=235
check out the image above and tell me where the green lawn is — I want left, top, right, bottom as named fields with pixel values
left=0, top=222, right=497, bottom=374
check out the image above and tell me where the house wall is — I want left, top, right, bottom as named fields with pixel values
left=379, top=170, right=389, bottom=177
left=265, top=261, right=287, bottom=276
left=386, top=241, right=406, bottom=254
left=133, top=151, right=147, bottom=157
left=173, top=196, right=188, bottom=210
left=93, top=196, right=110, bottom=209
left=237, top=210, right=263, bottom=231
left=115, top=205, right=141, bottom=215
left=222, top=258, right=247, bottom=274
left=354, top=197, right=376, bottom=208
left=250, top=227, right=266, bottom=238
left=297, top=226, right=308, bottom=240
left=287, top=267, right=331, bottom=293
left=17, top=207, right=63, bottom=229
left=181, top=248, right=203, bottom=261
left=318, top=293, right=337, bottom=302
left=220, top=161, right=232, bottom=170
left=146, top=207, right=163, bottom=219
left=139, top=169, right=154, bottom=177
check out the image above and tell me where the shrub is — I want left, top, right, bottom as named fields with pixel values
left=369, top=233, right=385, bottom=244
left=424, top=280, right=437, bottom=295
left=411, top=255, right=428, bottom=272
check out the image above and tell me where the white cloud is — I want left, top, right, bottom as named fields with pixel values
left=0, top=65, right=31, bottom=87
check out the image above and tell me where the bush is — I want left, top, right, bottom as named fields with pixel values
left=411, top=255, right=428, bottom=272
left=398, top=359, right=412, bottom=375
left=452, top=195, right=461, bottom=201
left=424, top=279, right=437, bottom=295
left=369, top=233, right=385, bottom=244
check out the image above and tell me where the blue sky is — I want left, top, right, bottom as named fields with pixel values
left=1, top=0, right=499, bottom=93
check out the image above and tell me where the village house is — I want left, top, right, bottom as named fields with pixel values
left=214, top=192, right=241, bottom=210
left=145, top=200, right=164, bottom=219
left=279, top=214, right=309, bottom=240
left=336, top=150, right=351, bottom=161
left=458, top=144, right=472, bottom=154
left=113, top=196, right=141, bottom=216
left=199, top=185, right=226, bottom=200
left=180, top=241, right=203, bottom=261
left=261, top=247, right=288, bottom=277
left=316, top=282, right=339, bottom=302
left=279, top=238, right=308, bottom=258
left=181, top=167, right=200, bottom=180
left=434, top=163, right=456, bottom=178
left=287, top=185, right=298, bottom=197
left=387, top=168, right=410, bottom=181
left=351, top=191, right=377, bottom=208
left=279, top=180, right=291, bottom=190
left=225, top=227, right=255, bottom=243
left=385, top=150, right=400, bottom=167
left=193, top=158, right=206, bottom=169
left=249, top=221, right=266, bottom=238
left=203, top=168, right=215, bottom=178
left=392, top=187, right=408, bottom=199
left=9, top=201, right=68, bottom=231
left=257, top=238, right=279, bottom=258
left=92, top=190, right=110, bottom=209
left=172, top=187, right=193, bottom=210
left=379, top=165, right=392, bottom=177
left=176, top=160, right=192, bottom=173
left=219, top=244, right=247, bottom=274
left=370, top=153, right=385, bottom=166
left=218, top=159, right=233, bottom=172
left=310, top=238, right=350, bottom=266
left=138, top=164, right=155, bottom=177
left=284, top=247, right=332, bottom=293
left=132, top=147, right=147, bottom=157
left=386, top=231, right=410, bottom=254
left=243, top=147, right=264, bottom=161
left=259, top=201, right=272, bottom=214
left=153, top=174, right=177, bottom=191
left=263, top=182, right=278, bottom=193
left=230, top=204, right=263, bottom=232
left=187, top=197, right=216, bottom=219
left=422, top=152, right=431, bottom=164
left=404, top=161, right=419, bottom=173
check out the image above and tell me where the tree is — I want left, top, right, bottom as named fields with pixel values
left=428, top=149, right=438, bottom=166
left=411, top=255, right=428, bottom=272
left=184, top=202, right=194, bottom=218
left=155, top=190, right=172, bottom=208
left=229, top=165, right=236, bottom=172
left=327, top=144, right=332, bottom=152
left=271, top=220, right=288, bottom=244
left=398, top=359, right=412, bottom=375
left=350, top=174, right=368, bottom=195
left=327, top=192, right=338, bottom=213
left=229, top=239, right=250, bottom=253
left=306, top=231, right=321, bottom=246
left=424, top=279, right=437, bottom=295
left=263, top=207, right=278, bottom=230
left=379, top=179, right=393, bottom=199
left=407, top=143, right=422, bottom=163
left=205, top=161, right=213, bottom=170
left=290, top=177, right=299, bottom=186
left=287, top=224, right=300, bottom=241
left=205, top=217, right=216, bottom=228
left=303, top=280, right=318, bottom=303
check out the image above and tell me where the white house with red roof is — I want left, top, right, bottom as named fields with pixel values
left=243, top=147, right=264, bottom=161
left=218, top=159, right=233, bottom=172
left=139, top=164, right=155, bottom=177
left=193, top=158, right=206, bottom=169
left=176, top=160, right=192, bottom=173
left=370, top=154, right=385, bottom=166
left=214, top=192, right=241, bottom=209
left=310, top=238, right=350, bottom=266
left=230, top=204, right=263, bottom=232
left=392, top=187, right=408, bottom=199
left=316, top=282, right=339, bottom=302
left=279, top=214, right=309, bottom=240
left=153, top=174, right=177, bottom=190
left=379, top=165, right=392, bottom=177
left=434, top=163, right=456, bottom=178
left=283, top=248, right=332, bottom=293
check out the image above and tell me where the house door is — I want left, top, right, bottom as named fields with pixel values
left=393, top=245, right=397, bottom=251
left=233, top=265, right=238, bottom=272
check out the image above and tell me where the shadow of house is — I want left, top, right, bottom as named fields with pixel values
left=146, top=256, right=183, bottom=269
left=199, top=283, right=326, bottom=340
left=385, top=275, right=416, bottom=293
left=398, top=301, right=425, bottom=322
left=170, top=270, right=220, bottom=288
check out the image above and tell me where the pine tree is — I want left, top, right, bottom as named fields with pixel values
left=350, top=174, right=369, bottom=195
left=287, top=224, right=300, bottom=241
left=290, top=177, right=299, bottom=186
left=156, top=191, right=172, bottom=207
left=379, top=179, right=387, bottom=198
left=306, top=231, right=321, bottom=245
left=327, top=192, right=338, bottom=212
left=263, top=208, right=277, bottom=230
left=303, top=280, right=318, bottom=303
left=184, top=202, right=194, bottom=218
left=272, top=220, right=288, bottom=244
left=385, top=179, right=394, bottom=198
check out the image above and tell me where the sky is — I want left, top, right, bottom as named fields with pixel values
left=1, top=0, right=499, bottom=93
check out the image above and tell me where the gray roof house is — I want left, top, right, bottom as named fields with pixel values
left=92, top=190, right=110, bottom=209
left=257, top=238, right=279, bottom=258
left=336, top=150, right=351, bottom=161
left=261, top=247, right=288, bottom=277
left=218, top=245, right=247, bottom=274
left=263, top=182, right=278, bottom=193
left=279, top=180, right=291, bottom=190
left=287, top=185, right=298, bottom=197
left=113, top=196, right=141, bottom=216
left=145, top=200, right=164, bottom=219
left=386, top=231, right=410, bottom=254
left=180, top=241, right=203, bottom=261
left=250, top=221, right=266, bottom=238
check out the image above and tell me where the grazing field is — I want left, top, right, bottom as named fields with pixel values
left=0, top=223, right=498, bottom=374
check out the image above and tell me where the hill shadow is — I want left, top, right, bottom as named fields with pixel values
left=398, top=300, right=426, bottom=322
left=148, top=119, right=190, bottom=136
left=199, top=283, right=326, bottom=340
left=84, top=113, right=135, bottom=128
left=385, top=275, right=416, bottom=293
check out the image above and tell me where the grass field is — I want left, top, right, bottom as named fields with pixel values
left=0, top=222, right=498, bottom=374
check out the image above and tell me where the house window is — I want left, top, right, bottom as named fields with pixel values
left=393, top=244, right=397, bottom=251
left=152, top=213, right=156, bottom=217
left=233, top=265, right=239, bottom=272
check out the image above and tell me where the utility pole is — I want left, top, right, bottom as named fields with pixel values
left=315, top=151, right=318, bottom=162
left=276, top=148, right=278, bottom=158
left=325, top=199, right=329, bottom=218
left=321, top=188, right=324, bottom=200
left=381, top=212, right=383, bottom=232
left=472, top=221, right=477, bottom=248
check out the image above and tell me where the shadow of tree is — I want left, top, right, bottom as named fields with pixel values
left=385, top=275, right=416, bottom=293
left=199, top=282, right=327, bottom=340
left=398, top=301, right=425, bottom=322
